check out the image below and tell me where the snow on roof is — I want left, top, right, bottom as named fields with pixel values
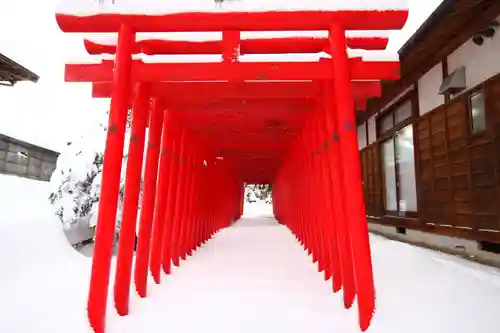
left=57, top=0, right=408, bottom=16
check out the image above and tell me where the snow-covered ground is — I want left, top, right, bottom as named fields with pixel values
left=1, top=174, right=500, bottom=332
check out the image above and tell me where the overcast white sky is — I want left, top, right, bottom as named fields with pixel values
left=0, top=0, right=443, bottom=152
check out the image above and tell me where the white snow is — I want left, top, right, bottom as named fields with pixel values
left=57, top=0, right=409, bottom=16
left=2, top=174, right=500, bottom=332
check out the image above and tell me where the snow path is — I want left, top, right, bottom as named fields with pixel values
left=1, top=175, right=500, bottom=332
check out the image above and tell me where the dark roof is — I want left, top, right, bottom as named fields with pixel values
left=0, top=52, right=39, bottom=86
left=398, top=0, right=454, bottom=57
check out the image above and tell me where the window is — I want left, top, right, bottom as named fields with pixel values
left=357, top=123, right=367, bottom=150
left=378, top=100, right=412, bottom=136
left=379, top=114, right=394, bottom=135
left=378, top=98, right=417, bottom=216
left=382, top=140, right=397, bottom=211
left=469, top=91, right=486, bottom=133
left=381, top=125, right=418, bottom=215
left=367, top=116, right=376, bottom=144
left=395, top=101, right=412, bottom=124
left=395, top=126, right=417, bottom=212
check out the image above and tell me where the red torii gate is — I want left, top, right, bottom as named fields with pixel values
left=56, top=8, right=408, bottom=333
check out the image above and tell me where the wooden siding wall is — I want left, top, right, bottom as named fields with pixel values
left=360, top=74, right=500, bottom=243
left=360, top=145, right=383, bottom=216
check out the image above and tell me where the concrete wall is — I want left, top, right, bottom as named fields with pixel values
left=447, top=14, right=500, bottom=94
left=417, top=62, right=445, bottom=116
left=0, top=134, right=59, bottom=181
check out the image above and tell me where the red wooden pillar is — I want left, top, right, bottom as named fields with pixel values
left=175, top=134, right=193, bottom=265
left=170, top=127, right=187, bottom=267
left=222, top=30, right=240, bottom=63
left=150, top=108, right=171, bottom=284
left=178, top=152, right=194, bottom=261
left=323, top=81, right=355, bottom=300
left=304, top=123, right=320, bottom=263
left=197, top=158, right=210, bottom=247
left=312, top=115, right=333, bottom=281
left=134, top=98, right=165, bottom=297
left=113, top=83, right=149, bottom=316
left=160, top=123, right=180, bottom=274
left=87, top=23, right=135, bottom=333
left=329, top=25, right=375, bottom=332
left=298, top=134, right=310, bottom=254
left=185, top=154, right=200, bottom=256
left=319, top=83, right=344, bottom=293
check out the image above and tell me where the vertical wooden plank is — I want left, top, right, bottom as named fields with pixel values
left=428, top=115, right=436, bottom=224
left=442, top=105, right=453, bottom=226
left=412, top=84, right=423, bottom=224
left=465, top=95, right=475, bottom=231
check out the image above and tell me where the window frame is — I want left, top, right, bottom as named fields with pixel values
left=468, top=88, right=487, bottom=135
left=376, top=98, right=414, bottom=142
left=376, top=95, right=418, bottom=218
left=381, top=125, right=418, bottom=218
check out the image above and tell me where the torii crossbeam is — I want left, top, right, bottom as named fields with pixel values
left=56, top=6, right=408, bottom=333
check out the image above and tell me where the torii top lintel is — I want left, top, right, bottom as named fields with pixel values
left=55, top=10, right=408, bottom=33
left=84, top=36, right=390, bottom=55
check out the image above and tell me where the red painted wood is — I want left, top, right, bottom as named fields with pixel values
left=222, top=30, right=240, bottom=63
left=170, top=128, right=188, bottom=267
left=58, top=11, right=406, bottom=333
left=329, top=25, right=375, bottom=332
left=161, top=117, right=182, bottom=274
left=91, top=81, right=381, bottom=103
left=83, top=36, right=388, bottom=55
left=56, top=10, right=408, bottom=33
left=92, top=81, right=321, bottom=99
left=322, top=80, right=353, bottom=295
left=87, top=24, right=134, bottom=333
left=149, top=109, right=171, bottom=284
left=65, top=59, right=400, bottom=82
left=113, top=83, right=149, bottom=316
left=184, top=151, right=201, bottom=256
left=313, top=114, right=334, bottom=281
left=134, top=98, right=164, bottom=297
left=179, top=154, right=195, bottom=260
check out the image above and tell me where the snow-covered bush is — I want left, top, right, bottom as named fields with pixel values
left=49, top=111, right=143, bottom=237
left=245, top=184, right=272, bottom=204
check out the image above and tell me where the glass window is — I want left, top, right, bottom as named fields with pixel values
left=395, top=126, right=417, bottom=212
left=379, top=114, right=394, bottom=134
left=382, top=139, right=397, bottom=212
left=367, top=116, right=376, bottom=144
left=357, top=123, right=367, bottom=150
left=395, top=100, right=412, bottom=124
left=470, top=91, right=486, bottom=133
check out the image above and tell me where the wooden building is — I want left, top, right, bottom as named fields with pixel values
left=357, top=0, right=500, bottom=257
left=0, top=133, right=59, bottom=181
left=1, top=52, right=59, bottom=181
left=0, top=52, right=38, bottom=86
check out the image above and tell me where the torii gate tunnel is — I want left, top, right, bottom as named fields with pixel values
left=57, top=8, right=408, bottom=333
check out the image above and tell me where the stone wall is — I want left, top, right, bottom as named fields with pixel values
left=0, top=134, right=59, bottom=181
